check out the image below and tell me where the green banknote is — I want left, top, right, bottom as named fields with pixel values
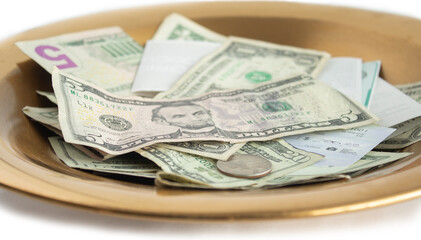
left=139, top=139, right=323, bottom=189
left=376, top=124, right=421, bottom=149
left=49, top=136, right=160, bottom=174
left=155, top=36, right=330, bottom=99
left=340, top=151, right=412, bottom=177
left=153, top=151, right=411, bottom=189
left=36, top=90, right=58, bottom=104
left=152, top=13, right=226, bottom=42
left=52, top=69, right=377, bottom=155
left=397, top=81, right=421, bottom=102
left=23, top=106, right=112, bottom=160
left=152, top=14, right=332, bottom=160
left=22, top=106, right=60, bottom=130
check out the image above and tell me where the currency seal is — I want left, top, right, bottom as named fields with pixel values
left=261, top=101, right=293, bottom=112
left=245, top=71, right=272, bottom=83
left=99, top=115, right=132, bottom=131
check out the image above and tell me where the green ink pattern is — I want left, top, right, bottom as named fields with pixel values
left=168, top=24, right=208, bottom=41
left=245, top=71, right=272, bottom=83
left=262, top=102, right=293, bottom=112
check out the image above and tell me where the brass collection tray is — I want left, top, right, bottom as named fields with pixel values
left=0, top=2, right=420, bottom=221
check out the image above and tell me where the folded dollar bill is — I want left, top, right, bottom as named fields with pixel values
left=36, top=90, right=58, bottom=104
left=153, top=151, right=411, bottom=189
left=49, top=136, right=160, bottom=178
left=22, top=106, right=112, bottom=160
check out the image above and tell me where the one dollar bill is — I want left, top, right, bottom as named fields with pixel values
left=155, top=36, right=330, bottom=99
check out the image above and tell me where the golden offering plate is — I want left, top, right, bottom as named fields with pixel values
left=0, top=2, right=420, bottom=221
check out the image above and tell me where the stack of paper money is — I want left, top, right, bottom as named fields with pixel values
left=18, top=13, right=419, bottom=189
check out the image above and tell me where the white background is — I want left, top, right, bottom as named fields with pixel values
left=0, top=0, right=420, bottom=239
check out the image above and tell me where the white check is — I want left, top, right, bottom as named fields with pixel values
left=369, top=77, right=421, bottom=127
left=318, top=57, right=362, bottom=102
left=284, top=125, right=395, bottom=175
left=131, top=40, right=221, bottom=95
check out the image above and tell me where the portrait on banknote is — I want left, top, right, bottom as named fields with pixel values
left=151, top=101, right=230, bottom=138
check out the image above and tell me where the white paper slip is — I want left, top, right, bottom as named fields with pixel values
left=284, top=125, right=395, bottom=175
left=318, top=57, right=362, bottom=102
left=361, top=60, right=381, bottom=107
left=369, top=77, right=421, bottom=127
left=131, top=40, right=221, bottom=95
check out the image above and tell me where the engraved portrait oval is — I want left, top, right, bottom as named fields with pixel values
left=99, top=115, right=132, bottom=131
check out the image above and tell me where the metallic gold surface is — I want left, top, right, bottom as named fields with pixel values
left=0, top=2, right=421, bottom=222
